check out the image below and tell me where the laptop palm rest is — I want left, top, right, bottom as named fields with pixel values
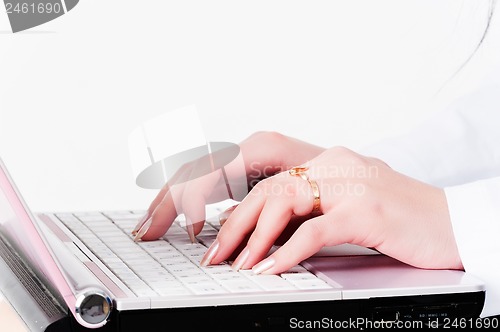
left=302, top=254, right=485, bottom=322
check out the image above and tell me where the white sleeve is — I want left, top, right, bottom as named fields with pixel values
left=360, top=84, right=500, bottom=187
left=445, top=178, right=500, bottom=318
left=358, top=84, right=500, bottom=317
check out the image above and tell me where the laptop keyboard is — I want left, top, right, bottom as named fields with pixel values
left=56, top=210, right=333, bottom=298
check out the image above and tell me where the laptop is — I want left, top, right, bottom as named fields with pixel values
left=0, top=157, right=486, bottom=331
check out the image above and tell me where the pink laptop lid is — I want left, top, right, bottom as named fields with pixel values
left=0, top=159, right=76, bottom=316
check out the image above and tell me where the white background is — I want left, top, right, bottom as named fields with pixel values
left=0, top=0, right=499, bottom=213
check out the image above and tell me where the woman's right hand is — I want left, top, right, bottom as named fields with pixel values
left=132, top=131, right=325, bottom=242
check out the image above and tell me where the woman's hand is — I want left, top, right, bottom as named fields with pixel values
left=201, top=146, right=464, bottom=273
left=132, top=131, right=325, bottom=242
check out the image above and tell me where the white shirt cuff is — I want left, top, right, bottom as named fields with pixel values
left=445, top=177, right=500, bottom=317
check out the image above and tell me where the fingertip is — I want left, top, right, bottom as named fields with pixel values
left=252, top=257, right=276, bottom=274
left=139, top=211, right=172, bottom=241
left=184, top=217, right=205, bottom=243
left=193, top=220, right=205, bottom=236
left=131, top=212, right=150, bottom=236
left=139, top=226, right=166, bottom=241
left=186, top=222, right=197, bottom=243
left=218, top=204, right=239, bottom=226
left=251, top=249, right=301, bottom=275
left=133, top=217, right=152, bottom=242
left=181, top=198, right=207, bottom=240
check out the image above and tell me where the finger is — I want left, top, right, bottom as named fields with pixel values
left=236, top=175, right=318, bottom=269
left=201, top=181, right=268, bottom=266
left=146, top=182, right=169, bottom=215
left=274, top=213, right=315, bottom=246
left=218, top=204, right=239, bottom=226
left=208, top=173, right=314, bottom=268
left=181, top=170, right=223, bottom=242
left=150, top=159, right=198, bottom=209
left=132, top=160, right=197, bottom=235
left=234, top=195, right=294, bottom=270
left=252, top=213, right=348, bottom=275
left=138, top=186, right=183, bottom=241
left=131, top=183, right=169, bottom=236
left=139, top=162, right=231, bottom=241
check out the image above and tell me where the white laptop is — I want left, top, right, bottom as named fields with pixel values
left=0, top=157, right=485, bottom=331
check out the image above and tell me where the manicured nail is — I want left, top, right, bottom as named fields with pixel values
left=133, top=217, right=152, bottom=242
left=131, top=213, right=150, bottom=236
left=200, top=240, right=219, bottom=267
left=231, top=247, right=250, bottom=271
left=185, top=218, right=197, bottom=243
left=219, top=204, right=238, bottom=226
left=219, top=215, right=228, bottom=226
left=252, top=257, right=275, bottom=274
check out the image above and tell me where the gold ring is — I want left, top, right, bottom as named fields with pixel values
left=288, top=166, right=309, bottom=181
left=289, top=166, right=321, bottom=214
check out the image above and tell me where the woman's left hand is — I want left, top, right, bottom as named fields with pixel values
left=201, top=146, right=464, bottom=274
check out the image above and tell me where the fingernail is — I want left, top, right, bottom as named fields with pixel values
left=131, top=213, right=150, bottom=236
left=252, top=257, right=275, bottom=275
left=185, top=218, right=197, bottom=243
left=133, top=217, right=152, bottom=242
left=219, top=215, right=228, bottom=226
left=231, top=247, right=250, bottom=271
left=219, top=204, right=238, bottom=226
left=200, top=240, right=219, bottom=267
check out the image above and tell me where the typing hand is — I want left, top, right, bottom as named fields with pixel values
left=132, top=132, right=325, bottom=242
left=200, top=146, right=464, bottom=274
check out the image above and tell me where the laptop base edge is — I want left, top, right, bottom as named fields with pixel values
left=65, top=291, right=485, bottom=331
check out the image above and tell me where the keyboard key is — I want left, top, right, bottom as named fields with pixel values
left=246, top=275, right=296, bottom=291
left=133, top=288, right=159, bottom=297
left=291, top=279, right=333, bottom=290
left=155, top=288, right=192, bottom=296
left=187, top=282, right=227, bottom=295
left=211, top=272, right=247, bottom=282
left=281, top=272, right=318, bottom=282
left=181, top=276, right=215, bottom=285
left=220, top=279, right=262, bottom=293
